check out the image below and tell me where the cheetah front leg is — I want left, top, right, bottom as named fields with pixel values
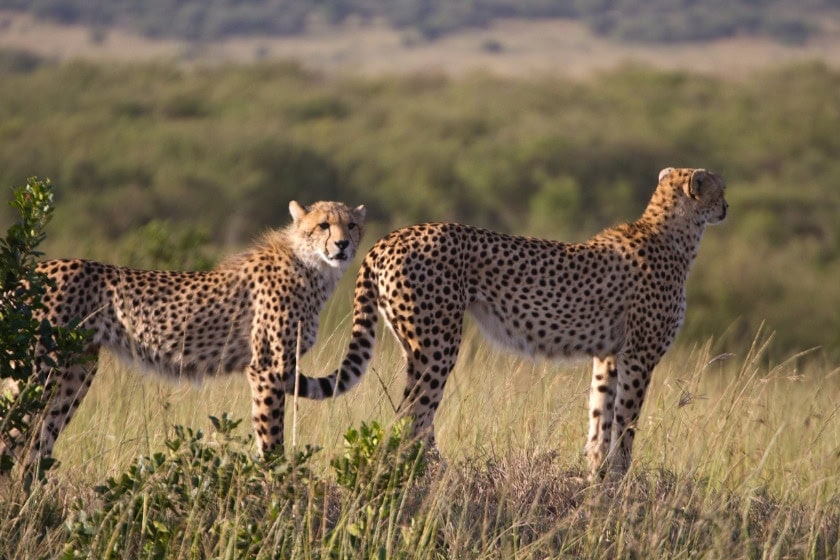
left=607, top=353, right=655, bottom=477
left=585, top=355, right=618, bottom=481
left=395, top=314, right=464, bottom=454
left=246, top=363, right=288, bottom=456
left=246, top=311, right=305, bottom=457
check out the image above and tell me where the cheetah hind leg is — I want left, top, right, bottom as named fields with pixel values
left=396, top=361, right=448, bottom=469
left=395, top=321, right=463, bottom=457
left=584, top=355, right=618, bottom=482
left=28, top=356, right=99, bottom=467
left=398, top=359, right=444, bottom=452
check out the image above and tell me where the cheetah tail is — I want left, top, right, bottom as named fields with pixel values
left=287, top=258, right=379, bottom=400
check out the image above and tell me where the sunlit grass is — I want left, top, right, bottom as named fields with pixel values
left=56, top=309, right=840, bottom=491
left=14, top=307, right=838, bottom=557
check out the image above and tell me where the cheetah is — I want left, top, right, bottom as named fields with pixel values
left=4, top=200, right=365, bottom=464
left=287, top=168, right=727, bottom=480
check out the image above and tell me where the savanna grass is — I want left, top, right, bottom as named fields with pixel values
left=7, top=308, right=828, bottom=558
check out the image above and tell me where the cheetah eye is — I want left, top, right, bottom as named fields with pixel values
left=348, top=223, right=356, bottom=230
left=318, top=222, right=330, bottom=230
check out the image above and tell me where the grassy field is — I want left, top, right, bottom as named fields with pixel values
left=0, top=37, right=838, bottom=557
left=3, top=292, right=839, bottom=557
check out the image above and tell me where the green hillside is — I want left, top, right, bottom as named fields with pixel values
left=0, top=52, right=838, bottom=360
left=0, top=0, right=835, bottom=43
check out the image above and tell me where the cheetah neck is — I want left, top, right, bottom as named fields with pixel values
left=311, top=259, right=345, bottom=293
left=638, top=191, right=708, bottom=267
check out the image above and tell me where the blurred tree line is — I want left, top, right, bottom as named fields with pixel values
left=0, top=0, right=836, bottom=43
left=0, top=51, right=837, bottom=360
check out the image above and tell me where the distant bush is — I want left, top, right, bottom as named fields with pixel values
left=480, top=39, right=504, bottom=53
left=0, top=60, right=837, bottom=358
left=764, top=17, right=814, bottom=45
left=583, top=3, right=821, bottom=45
left=0, top=48, right=43, bottom=73
left=118, top=220, right=215, bottom=271
left=0, top=0, right=831, bottom=44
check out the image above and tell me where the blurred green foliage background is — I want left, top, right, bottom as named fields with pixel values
left=0, top=51, right=837, bottom=361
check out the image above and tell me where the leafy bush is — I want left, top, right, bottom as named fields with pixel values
left=60, top=416, right=427, bottom=558
left=329, top=419, right=426, bottom=554
left=62, top=414, right=320, bottom=559
left=332, top=418, right=425, bottom=492
left=0, top=177, right=88, bottom=479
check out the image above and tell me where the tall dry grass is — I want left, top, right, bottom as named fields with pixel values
left=56, top=311, right=840, bottom=487
left=4, top=302, right=839, bottom=557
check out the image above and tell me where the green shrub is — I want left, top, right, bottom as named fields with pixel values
left=328, top=418, right=426, bottom=556
left=59, top=417, right=429, bottom=558
left=62, top=414, right=320, bottom=559
left=332, top=418, right=425, bottom=492
left=0, top=177, right=88, bottom=480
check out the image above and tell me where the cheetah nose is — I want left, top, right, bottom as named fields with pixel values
left=335, top=240, right=350, bottom=250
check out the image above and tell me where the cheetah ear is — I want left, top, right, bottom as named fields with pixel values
left=686, top=169, right=709, bottom=199
left=289, top=200, right=307, bottom=222
left=658, top=167, right=675, bottom=183
left=354, top=204, right=367, bottom=220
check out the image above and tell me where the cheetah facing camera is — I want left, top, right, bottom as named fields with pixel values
left=289, top=168, right=727, bottom=480
left=7, top=200, right=365, bottom=464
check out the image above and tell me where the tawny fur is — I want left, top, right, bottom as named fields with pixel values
left=5, top=200, right=365, bottom=463
left=289, top=168, right=727, bottom=480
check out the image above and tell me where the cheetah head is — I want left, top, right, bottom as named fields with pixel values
left=288, top=200, right=367, bottom=269
left=659, top=167, right=728, bottom=224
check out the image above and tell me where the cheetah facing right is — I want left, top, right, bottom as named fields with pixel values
left=2, top=200, right=366, bottom=466
left=289, top=167, right=727, bottom=480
